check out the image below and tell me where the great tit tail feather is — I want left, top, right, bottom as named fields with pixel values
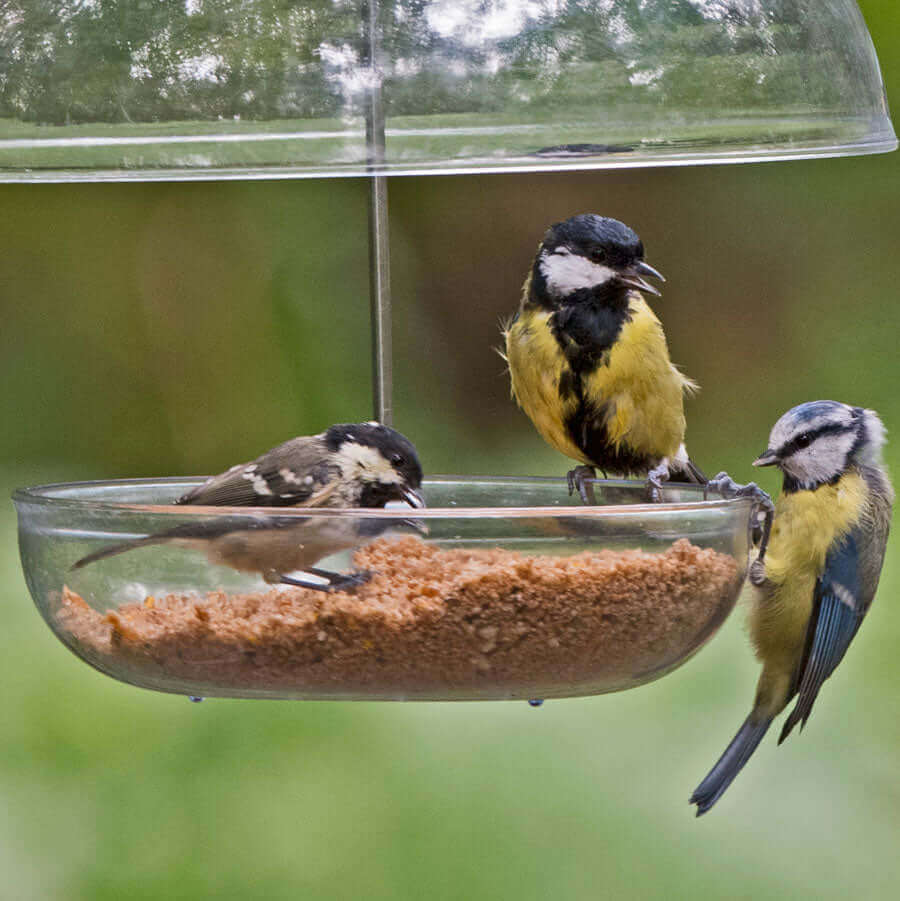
left=682, top=457, right=707, bottom=484
left=667, top=456, right=707, bottom=484
left=690, top=714, right=772, bottom=816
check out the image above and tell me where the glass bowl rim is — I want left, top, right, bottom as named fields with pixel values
left=12, top=474, right=754, bottom=519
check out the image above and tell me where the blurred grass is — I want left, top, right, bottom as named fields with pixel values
left=2, top=2, right=900, bottom=898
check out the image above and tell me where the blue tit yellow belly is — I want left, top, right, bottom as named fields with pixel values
left=504, top=295, right=694, bottom=475
left=748, top=470, right=868, bottom=717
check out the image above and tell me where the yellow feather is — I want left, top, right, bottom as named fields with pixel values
left=504, top=308, right=587, bottom=462
left=582, top=297, right=691, bottom=460
left=748, top=472, right=867, bottom=716
left=504, top=295, right=694, bottom=468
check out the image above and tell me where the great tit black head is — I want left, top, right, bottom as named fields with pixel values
left=535, top=213, right=664, bottom=301
left=324, top=422, right=425, bottom=509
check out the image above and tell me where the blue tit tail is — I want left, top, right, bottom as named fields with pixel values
left=690, top=714, right=772, bottom=816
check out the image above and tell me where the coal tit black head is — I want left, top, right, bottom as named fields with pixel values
left=535, top=214, right=664, bottom=300
left=324, top=422, right=424, bottom=509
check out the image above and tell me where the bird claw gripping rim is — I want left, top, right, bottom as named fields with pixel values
left=705, top=472, right=775, bottom=562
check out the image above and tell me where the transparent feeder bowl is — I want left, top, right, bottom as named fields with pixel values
left=5, top=1, right=891, bottom=700
left=0, top=0, right=894, bottom=181
left=15, top=477, right=753, bottom=700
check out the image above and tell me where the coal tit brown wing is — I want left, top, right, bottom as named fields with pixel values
left=176, top=435, right=339, bottom=508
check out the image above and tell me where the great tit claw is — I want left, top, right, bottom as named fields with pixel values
left=646, top=460, right=671, bottom=503
left=567, top=465, right=597, bottom=505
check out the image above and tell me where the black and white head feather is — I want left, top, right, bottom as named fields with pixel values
left=532, top=214, right=663, bottom=303
left=323, top=422, right=424, bottom=508
left=176, top=422, right=424, bottom=509
left=754, top=401, right=886, bottom=492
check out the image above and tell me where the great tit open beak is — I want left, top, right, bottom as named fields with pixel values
left=753, top=450, right=779, bottom=467
left=619, top=260, right=665, bottom=296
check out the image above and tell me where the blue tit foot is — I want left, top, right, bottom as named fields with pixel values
left=188, top=696, right=204, bottom=703
left=528, top=699, right=544, bottom=707
left=705, top=472, right=775, bottom=560
left=748, top=558, right=768, bottom=587
left=567, top=465, right=597, bottom=505
left=704, top=472, right=772, bottom=507
left=646, top=460, right=671, bottom=503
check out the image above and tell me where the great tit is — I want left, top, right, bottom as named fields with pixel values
left=690, top=401, right=893, bottom=815
left=72, top=422, right=425, bottom=592
left=503, top=214, right=703, bottom=503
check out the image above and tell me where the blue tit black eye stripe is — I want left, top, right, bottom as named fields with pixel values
left=778, top=420, right=855, bottom=459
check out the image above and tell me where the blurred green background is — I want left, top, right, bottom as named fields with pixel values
left=2, top=3, right=900, bottom=899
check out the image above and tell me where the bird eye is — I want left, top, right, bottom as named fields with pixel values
left=390, top=453, right=405, bottom=467
left=590, top=249, right=606, bottom=263
left=795, top=432, right=813, bottom=449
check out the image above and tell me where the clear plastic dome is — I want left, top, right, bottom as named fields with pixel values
left=0, top=0, right=894, bottom=181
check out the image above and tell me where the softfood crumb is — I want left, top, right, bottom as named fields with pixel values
left=58, top=536, right=741, bottom=699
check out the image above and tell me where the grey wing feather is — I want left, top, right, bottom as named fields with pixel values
left=176, top=435, right=336, bottom=507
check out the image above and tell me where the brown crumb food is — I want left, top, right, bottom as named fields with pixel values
left=57, top=537, right=741, bottom=700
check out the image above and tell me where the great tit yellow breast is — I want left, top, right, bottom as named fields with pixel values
left=506, top=293, right=694, bottom=474
left=505, top=308, right=590, bottom=464
left=582, top=298, right=691, bottom=461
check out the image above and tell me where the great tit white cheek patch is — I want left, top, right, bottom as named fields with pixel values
left=539, top=250, right=616, bottom=296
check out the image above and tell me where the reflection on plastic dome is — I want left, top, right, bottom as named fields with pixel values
left=0, top=0, right=894, bottom=179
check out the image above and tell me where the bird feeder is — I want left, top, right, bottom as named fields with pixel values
left=9, top=0, right=895, bottom=700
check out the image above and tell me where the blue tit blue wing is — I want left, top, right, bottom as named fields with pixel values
left=778, top=531, right=864, bottom=744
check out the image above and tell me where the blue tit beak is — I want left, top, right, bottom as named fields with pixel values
left=619, top=260, right=665, bottom=296
left=753, top=450, right=779, bottom=467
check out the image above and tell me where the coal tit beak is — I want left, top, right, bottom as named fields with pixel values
left=398, top=486, right=427, bottom=534
left=752, top=450, right=779, bottom=467
left=400, top=486, right=426, bottom=508
left=619, top=260, right=665, bottom=296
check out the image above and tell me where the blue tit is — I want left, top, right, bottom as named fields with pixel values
left=72, top=423, right=425, bottom=592
left=691, top=401, right=893, bottom=815
left=502, top=214, right=703, bottom=503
